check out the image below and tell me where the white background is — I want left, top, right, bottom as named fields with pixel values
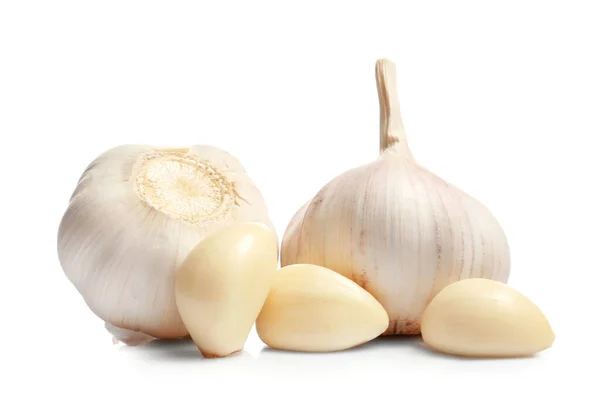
left=1, top=1, right=599, bottom=399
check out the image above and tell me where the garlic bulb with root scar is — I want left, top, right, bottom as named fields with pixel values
left=281, top=59, right=510, bottom=335
left=57, top=145, right=275, bottom=344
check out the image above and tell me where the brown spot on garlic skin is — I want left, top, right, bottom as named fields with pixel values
left=383, top=319, right=421, bottom=335
left=301, top=190, right=326, bottom=226
left=359, top=228, right=366, bottom=253
left=402, top=320, right=421, bottom=335
left=353, top=270, right=369, bottom=290
left=311, top=191, right=326, bottom=207
left=435, top=227, right=442, bottom=261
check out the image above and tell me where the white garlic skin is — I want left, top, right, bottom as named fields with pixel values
left=57, top=145, right=275, bottom=341
left=281, top=59, right=510, bottom=335
left=421, top=278, right=555, bottom=357
left=175, top=222, right=278, bottom=358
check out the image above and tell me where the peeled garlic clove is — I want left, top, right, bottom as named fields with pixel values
left=421, top=278, right=555, bottom=357
left=256, top=264, right=389, bottom=352
left=281, top=59, right=510, bottom=335
left=175, top=222, right=278, bottom=358
left=57, top=145, right=275, bottom=343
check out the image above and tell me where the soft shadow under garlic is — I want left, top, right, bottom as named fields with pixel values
left=257, top=335, right=543, bottom=367
left=376, top=335, right=544, bottom=362
left=117, top=337, right=255, bottom=363
left=257, top=335, right=424, bottom=359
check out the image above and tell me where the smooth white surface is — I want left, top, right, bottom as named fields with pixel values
left=1, top=1, right=598, bottom=399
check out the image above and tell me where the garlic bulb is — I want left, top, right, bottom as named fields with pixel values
left=421, top=278, right=554, bottom=357
left=57, top=145, right=275, bottom=343
left=175, top=222, right=278, bottom=358
left=256, top=264, right=389, bottom=352
left=281, top=59, right=510, bottom=335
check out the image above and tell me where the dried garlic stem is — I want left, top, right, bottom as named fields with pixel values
left=376, top=59, right=413, bottom=160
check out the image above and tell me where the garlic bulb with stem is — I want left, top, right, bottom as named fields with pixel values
left=281, top=59, right=510, bottom=335
left=57, top=144, right=275, bottom=344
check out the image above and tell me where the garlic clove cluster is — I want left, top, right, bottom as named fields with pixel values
left=281, top=59, right=510, bottom=335
left=421, top=278, right=555, bottom=357
left=57, top=145, right=275, bottom=343
left=175, top=222, right=278, bottom=358
left=256, top=264, right=389, bottom=352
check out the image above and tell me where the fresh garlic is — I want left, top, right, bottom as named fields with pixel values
left=281, top=59, right=510, bottom=335
left=256, top=264, right=389, bottom=352
left=175, top=222, right=278, bottom=358
left=421, top=278, right=555, bottom=357
left=57, top=145, right=275, bottom=343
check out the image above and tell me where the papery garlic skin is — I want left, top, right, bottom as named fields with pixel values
left=421, top=278, right=555, bottom=357
left=280, top=201, right=309, bottom=266
left=281, top=59, right=510, bottom=335
left=105, top=322, right=155, bottom=346
left=57, top=145, right=275, bottom=342
left=175, top=222, right=278, bottom=358
left=256, top=264, right=389, bottom=352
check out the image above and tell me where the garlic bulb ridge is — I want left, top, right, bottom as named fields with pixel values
left=281, top=59, right=510, bottom=335
left=58, top=144, right=275, bottom=343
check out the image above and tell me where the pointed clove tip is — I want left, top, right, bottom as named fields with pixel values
left=200, top=349, right=243, bottom=359
left=376, top=58, right=396, bottom=69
